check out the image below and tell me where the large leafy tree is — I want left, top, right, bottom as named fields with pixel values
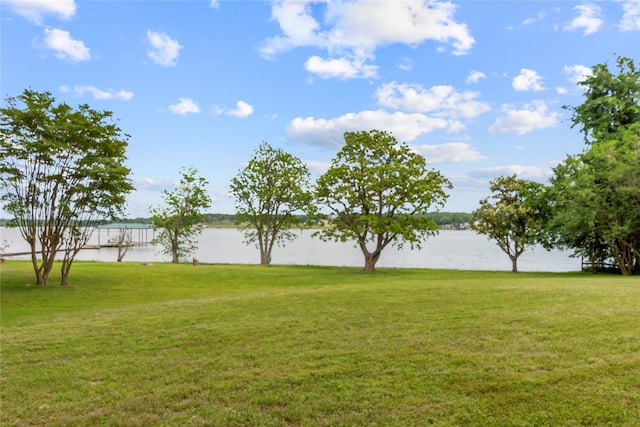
left=0, top=89, right=133, bottom=286
left=315, top=130, right=452, bottom=272
left=548, top=130, right=640, bottom=275
left=472, top=175, right=546, bottom=273
left=230, top=142, right=315, bottom=265
left=150, top=167, right=211, bottom=263
left=549, top=56, right=640, bottom=274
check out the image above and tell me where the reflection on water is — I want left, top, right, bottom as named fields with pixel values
left=1, top=228, right=580, bottom=272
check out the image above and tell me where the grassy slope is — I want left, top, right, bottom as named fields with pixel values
left=1, top=261, right=639, bottom=426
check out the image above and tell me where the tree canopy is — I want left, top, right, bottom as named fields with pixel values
left=0, top=89, right=133, bottom=285
left=565, top=56, right=640, bottom=145
left=315, top=130, right=452, bottom=272
left=230, top=142, right=315, bottom=265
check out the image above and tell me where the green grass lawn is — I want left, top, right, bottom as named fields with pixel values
left=1, top=261, right=639, bottom=426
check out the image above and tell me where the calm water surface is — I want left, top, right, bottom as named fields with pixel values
left=2, top=227, right=580, bottom=272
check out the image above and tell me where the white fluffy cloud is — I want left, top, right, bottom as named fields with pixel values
left=60, top=85, right=133, bottom=100
left=261, top=0, right=474, bottom=79
left=286, top=109, right=453, bottom=148
left=556, top=64, right=592, bottom=93
left=564, top=4, right=603, bottom=35
left=211, top=101, right=255, bottom=118
left=512, top=68, right=545, bottom=92
left=168, top=98, right=200, bottom=115
left=323, top=0, right=475, bottom=54
left=469, top=164, right=555, bottom=182
left=412, top=142, right=486, bottom=164
left=620, top=0, right=640, bottom=31
left=489, top=101, right=559, bottom=135
left=375, top=82, right=491, bottom=120
left=466, top=71, right=486, bottom=84
left=131, top=176, right=160, bottom=190
left=5, top=0, right=76, bottom=25
left=305, top=55, right=378, bottom=79
left=146, top=30, right=182, bottom=66
left=227, top=101, right=254, bottom=118
left=262, top=0, right=474, bottom=56
left=563, top=64, right=593, bottom=85
left=303, top=160, right=332, bottom=177
left=43, top=28, right=90, bottom=62
left=260, top=1, right=322, bottom=58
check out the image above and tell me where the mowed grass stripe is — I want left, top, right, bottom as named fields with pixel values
left=1, top=261, right=639, bottom=426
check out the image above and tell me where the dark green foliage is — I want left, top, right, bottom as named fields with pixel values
left=548, top=131, right=640, bottom=274
left=203, top=213, right=236, bottom=225
left=565, top=56, right=640, bottom=145
left=425, top=212, right=472, bottom=227
left=550, top=56, right=640, bottom=275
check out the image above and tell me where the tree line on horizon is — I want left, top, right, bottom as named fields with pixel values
left=0, top=211, right=472, bottom=228
left=1, top=56, right=638, bottom=285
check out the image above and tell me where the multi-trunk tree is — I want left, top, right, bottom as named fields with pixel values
left=230, top=142, right=315, bottom=265
left=0, top=89, right=133, bottom=286
left=315, top=130, right=452, bottom=272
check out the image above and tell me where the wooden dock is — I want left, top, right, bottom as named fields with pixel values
left=2, top=245, right=101, bottom=257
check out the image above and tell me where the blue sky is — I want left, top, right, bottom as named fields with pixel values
left=2, top=0, right=639, bottom=217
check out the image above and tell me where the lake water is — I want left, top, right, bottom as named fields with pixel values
left=1, top=227, right=581, bottom=272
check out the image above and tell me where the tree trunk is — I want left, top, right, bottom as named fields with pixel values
left=611, top=240, right=634, bottom=276
left=170, top=230, right=180, bottom=263
left=362, top=250, right=381, bottom=272
left=259, top=230, right=275, bottom=265
left=510, top=255, right=518, bottom=273
left=171, top=237, right=179, bottom=263
left=31, top=245, right=54, bottom=286
left=115, top=230, right=131, bottom=262
left=258, top=233, right=271, bottom=265
left=116, top=243, right=125, bottom=262
left=30, top=245, right=47, bottom=286
left=36, top=266, right=50, bottom=286
left=260, top=251, right=272, bottom=265
left=61, top=259, right=72, bottom=286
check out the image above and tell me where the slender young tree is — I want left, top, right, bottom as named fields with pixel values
left=108, top=228, right=134, bottom=262
left=315, top=130, right=451, bottom=272
left=230, top=142, right=315, bottom=265
left=150, top=167, right=211, bottom=263
left=471, top=175, right=546, bottom=273
left=0, top=89, right=133, bottom=286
